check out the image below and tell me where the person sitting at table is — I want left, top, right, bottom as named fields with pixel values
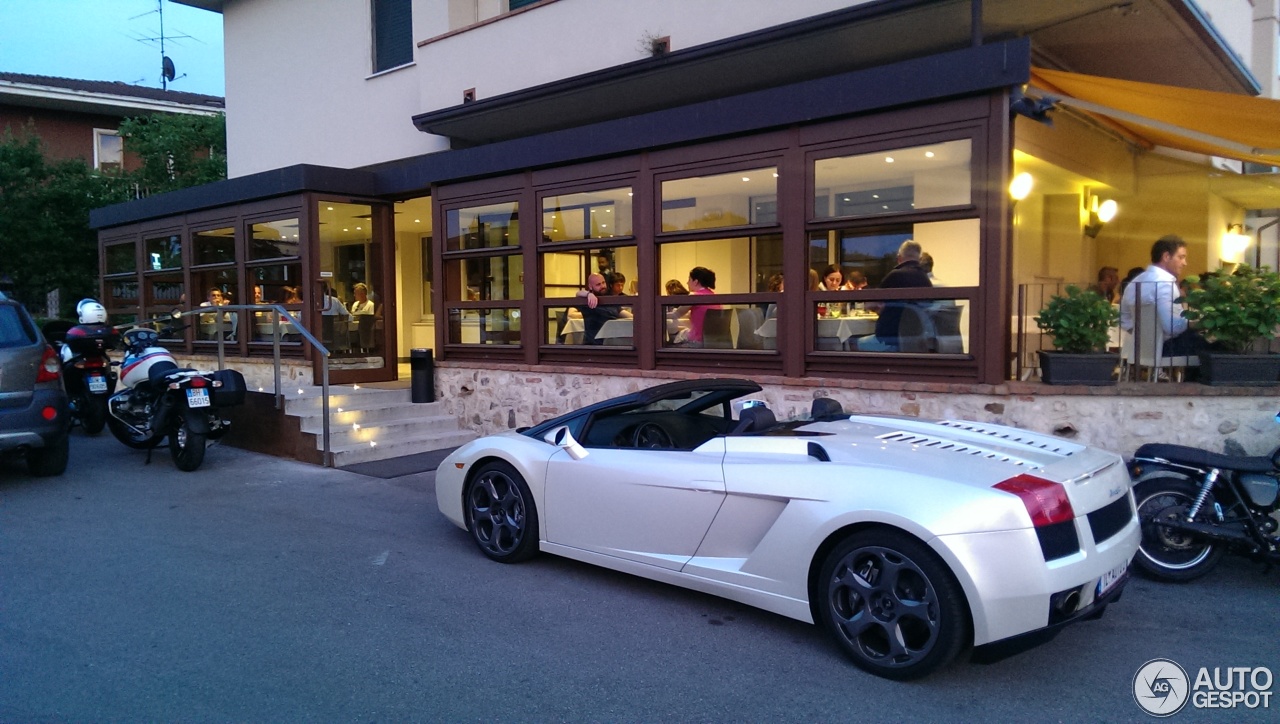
left=669, top=266, right=719, bottom=348
left=199, top=287, right=237, bottom=340
left=282, top=286, right=302, bottom=304
left=842, top=271, right=868, bottom=290
left=857, top=239, right=932, bottom=352
left=350, top=282, right=377, bottom=352
left=665, top=279, right=689, bottom=296
left=608, top=272, right=628, bottom=296
left=576, top=273, right=632, bottom=345
left=764, top=274, right=784, bottom=319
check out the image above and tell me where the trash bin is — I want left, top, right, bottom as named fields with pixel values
left=410, top=348, right=434, bottom=403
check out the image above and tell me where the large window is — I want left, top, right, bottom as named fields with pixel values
left=661, top=167, right=778, bottom=232
left=658, top=235, right=782, bottom=350
left=444, top=199, right=523, bottom=346
left=372, top=0, right=413, bottom=73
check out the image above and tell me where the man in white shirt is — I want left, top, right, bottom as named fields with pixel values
left=1119, top=235, right=1207, bottom=356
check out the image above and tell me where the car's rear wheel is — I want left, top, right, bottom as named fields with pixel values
left=1133, top=472, right=1224, bottom=582
left=464, top=460, right=539, bottom=563
left=27, top=432, right=69, bottom=477
left=817, top=530, right=968, bottom=681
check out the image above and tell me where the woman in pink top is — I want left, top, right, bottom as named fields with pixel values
left=672, top=266, right=718, bottom=346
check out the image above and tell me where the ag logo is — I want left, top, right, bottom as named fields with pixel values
left=1134, top=658, right=1190, bottom=717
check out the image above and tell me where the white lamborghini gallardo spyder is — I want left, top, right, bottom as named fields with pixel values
left=436, top=379, right=1138, bottom=680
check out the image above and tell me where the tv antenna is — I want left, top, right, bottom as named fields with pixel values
left=129, top=1, right=194, bottom=90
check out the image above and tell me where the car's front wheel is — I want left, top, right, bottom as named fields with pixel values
left=464, top=460, right=539, bottom=563
left=817, top=530, right=968, bottom=681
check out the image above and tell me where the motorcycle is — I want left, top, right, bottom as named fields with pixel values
left=41, top=319, right=118, bottom=435
left=106, top=321, right=246, bottom=472
left=1129, top=434, right=1280, bottom=582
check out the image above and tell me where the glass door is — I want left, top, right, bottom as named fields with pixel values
left=315, top=200, right=394, bottom=384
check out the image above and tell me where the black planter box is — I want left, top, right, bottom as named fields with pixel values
left=1196, top=352, right=1280, bottom=387
left=1038, top=351, right=1118, bottom=386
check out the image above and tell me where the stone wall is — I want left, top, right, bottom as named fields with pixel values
left=435, top=361, right=1280, bottom=458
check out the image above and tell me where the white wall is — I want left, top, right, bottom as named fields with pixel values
left=221, top=0, right=868, bottom=177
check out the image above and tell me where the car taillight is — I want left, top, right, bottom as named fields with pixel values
left=35, top=345, right=60, bottom=383
left=995, top=473, right=1075, bottom=527
left=189, top=376, right=207, bottom=388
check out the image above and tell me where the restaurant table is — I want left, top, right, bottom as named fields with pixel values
left=596, top=318, right=634, bottom=346
left=558, top=317, right=584, bottom=344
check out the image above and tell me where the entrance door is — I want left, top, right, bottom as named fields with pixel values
left=315, top=200, right=395, bottom=385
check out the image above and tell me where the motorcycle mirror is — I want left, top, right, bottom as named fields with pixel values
left=171, top=308, right=184, bottom=319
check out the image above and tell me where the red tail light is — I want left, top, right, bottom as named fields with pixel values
left=189, top=376, right=207, bottom=388
left=35, top=345, right=61, bottom=383
left=995, top=474, right=1075, bottom=527
left=81, top=357, right=107, bottom=369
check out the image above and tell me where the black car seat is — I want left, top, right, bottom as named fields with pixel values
left=811, top=397, right=844, bottom=421
left=732, top=406, right=776, bottom=434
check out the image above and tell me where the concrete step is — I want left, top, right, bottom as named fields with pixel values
left=304, top=413, right=464, bottom=446
left=296, top=400, right=452, bottom=428
left=327, top=429, right=478, bottom=467
left=283, top=386, right=412, bottom=415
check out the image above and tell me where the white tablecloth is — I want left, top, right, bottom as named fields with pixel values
left=755, top=314, right=878, bottom=342
left=597, top=318, right=634, bottom=346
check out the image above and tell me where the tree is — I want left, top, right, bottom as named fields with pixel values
left=0, top=130, right=132, bottom=314
left=117, top=113, right=227, bottom=194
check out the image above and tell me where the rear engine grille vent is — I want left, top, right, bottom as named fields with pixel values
left=876, top=431, right=1044, bottom=470
left=1088, top=495, right=1133, bottom=544
left=936, top=421, right=1078, bottom=456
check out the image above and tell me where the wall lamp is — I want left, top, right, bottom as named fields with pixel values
left=1223, top=223, right=1251, bottom=260
left=1083, top=195, right=1118, bottom=238
left=1009, top=172, right=1034, bottom=203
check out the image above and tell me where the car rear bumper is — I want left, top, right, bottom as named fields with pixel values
left=0, top=389, right=70, bottom=452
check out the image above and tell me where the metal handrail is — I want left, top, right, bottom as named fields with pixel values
left=196, top=303, right=335, bottom=466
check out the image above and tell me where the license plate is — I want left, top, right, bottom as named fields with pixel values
left=1097, top=559, right=1127, bottom=597
left=186, top=388, right=211, bottom=408
left=87, top=374, right=108, bottom=393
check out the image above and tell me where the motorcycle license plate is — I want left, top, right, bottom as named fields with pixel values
left=87, top=374, right=108, bottom=393
left=186, top=388, right=211, bottom=408
left=1096, top=560, right=1127, bottom=597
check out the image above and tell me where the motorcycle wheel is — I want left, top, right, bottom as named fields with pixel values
left=107, top=411, right=164, bottom=450
left=82, top=396, right=108, bottom=435
left=169, top=418, right=207, bottom=472
left=1133, top=472, right=1225, bottom=582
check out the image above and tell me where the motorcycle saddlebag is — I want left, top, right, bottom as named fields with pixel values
left=210, top=369, right=247, bottom=407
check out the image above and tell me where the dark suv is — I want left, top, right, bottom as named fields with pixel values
left=0, top=292, right=70, bottom=476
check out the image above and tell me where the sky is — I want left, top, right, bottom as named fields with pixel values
left=0, top=0, right=225, bottom=97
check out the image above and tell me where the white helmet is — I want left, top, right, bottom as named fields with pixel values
left=77, top=299, right=108, bottom=325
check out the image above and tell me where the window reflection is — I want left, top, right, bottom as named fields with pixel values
left=446, top=255, right=523, bottom=301
left=447, top=308, right=521, bottom=345
left=105, top=244, right=137, bottom=275
left=192, top=227, right=236, bottom=266
left=144, top=234, right=182, bottom=271
left=543, top=187, right=632, bottom=241
left=661, top=167, right=778, bottom=231
left=809, top=219, right=979, bottom=288
left=447, top=201, right=519, bottom=250
left=813, top=139, right=971, bottom=219
left=249, top=218, right=301, bottom=259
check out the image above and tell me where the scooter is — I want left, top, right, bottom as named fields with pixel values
left=1129, top=429, right=1280, bottom=582
left=106, top=320, right=246, bottom=471
left=42, top=306, right=119, bottom=435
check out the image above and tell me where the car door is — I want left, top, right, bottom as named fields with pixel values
left=544, top=439, right=726, bottom=571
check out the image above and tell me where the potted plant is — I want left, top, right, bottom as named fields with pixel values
left=1034, top=285, right=1120, bottom=385
left=1180, top=264, right=1280, bottom=386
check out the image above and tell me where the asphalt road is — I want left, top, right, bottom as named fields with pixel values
left=2, top=430, right=1278, bottom=722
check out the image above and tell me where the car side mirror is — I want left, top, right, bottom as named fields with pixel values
left=543, top=425, right=589, bottom=460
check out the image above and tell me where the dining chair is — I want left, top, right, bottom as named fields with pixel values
left=702, top=308, right=734, bottom=349
left=1120, top=300, right=1197, bottom=381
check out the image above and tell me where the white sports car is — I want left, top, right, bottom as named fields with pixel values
left=436, top=379, right=1139, bottom=680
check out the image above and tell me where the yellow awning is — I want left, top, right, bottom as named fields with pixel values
left=1030, top=67, right=1280, bottom=167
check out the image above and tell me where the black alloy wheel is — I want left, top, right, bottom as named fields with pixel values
left=464, top=460, right=540, bottom=563
left=817, top=530, right=968, bottom=680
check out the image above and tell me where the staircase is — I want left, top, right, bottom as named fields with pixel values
left=281, top=383, right=476, bottom=467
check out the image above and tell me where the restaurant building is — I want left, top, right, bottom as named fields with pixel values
left=89, top=0, right=1280, bottom=453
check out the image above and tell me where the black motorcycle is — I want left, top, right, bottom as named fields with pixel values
left=107, top=324, right=246, bottom=471
left=1129, top=436, right=1280, bottom=582
left=43, top=320, right=118, bottom=435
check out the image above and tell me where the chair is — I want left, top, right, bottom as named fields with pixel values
left=554, top=311, right=568, bottom=344
left=331, top=317, right=351, bottom=351
left=735, top=307, right=765, bottom=350
left=702, top=308, right=734, bottom=349
left=356, top=315, right=376, bottom=351
left=931, top=306, right=964, bottom=354
left=1121, top=300, right=1197, bottom=381
left=896, top=304, right=936, bottom=353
